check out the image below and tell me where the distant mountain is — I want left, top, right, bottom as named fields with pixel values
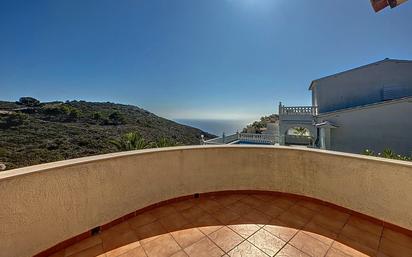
left=0, top=98, right=215, bottom=170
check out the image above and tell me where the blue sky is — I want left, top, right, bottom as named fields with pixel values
left=1, top=0, right=411, bottom=120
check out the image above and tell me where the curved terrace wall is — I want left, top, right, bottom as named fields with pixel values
left=1, top=145, right=412, bottom=257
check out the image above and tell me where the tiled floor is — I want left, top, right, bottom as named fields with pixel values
left=50, top=193, right=412, bottom=257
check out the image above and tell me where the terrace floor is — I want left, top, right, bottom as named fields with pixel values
left=50, top=193, right=412, bottom=257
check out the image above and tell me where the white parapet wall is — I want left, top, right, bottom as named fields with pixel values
left=1, top=146, right=412, bottom=257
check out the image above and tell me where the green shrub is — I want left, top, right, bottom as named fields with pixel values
left=155, top=137, right=179, bottom=148
left=18, top=97, right=40, bottom=107
left=92, top=112, right=102, bottom=120
left=68, top=108, right=81, bottom=121
left=108, top=111, right=126, bottom=125
left=0, top=112, right=28, bottom=128
left=41, top=104, right=81, bottom=121
left=362, top=148, right=411, bottom=161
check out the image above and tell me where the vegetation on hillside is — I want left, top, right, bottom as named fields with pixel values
left=243, top=114, right=278, bottom=133
left=0, top=97, right=214, bottom=170
left=109, top=131, right=179, bottom=151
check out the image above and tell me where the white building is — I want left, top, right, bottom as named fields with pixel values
left=279, top=59, right=412, bottom=155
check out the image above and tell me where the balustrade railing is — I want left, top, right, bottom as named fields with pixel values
left=279, top=105, right=318, bottom=116
left=203, top=132, right=278, bottom=145
left=239, top=133, right=277, bottom=144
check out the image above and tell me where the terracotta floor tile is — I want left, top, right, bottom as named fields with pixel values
left=335, top=235, right=377, bottom=257
left=263, top=222, right=299, bottom=242
left=226, top=201, right=254, bottom=216
left=382, top=228, right=412, bottom=250
left=325, top=247, right=358, bottom=257
left=118, top=246, right=147, bottom=257
left=319, top=207, right=350, bottom=222
left=227, top=240, right=268, bottom=257
left=49, top=250, right=65, bottom=257
left=241, top=196, right=266, bottom=209
left=379, top=236, right=412, bottom=257
left=190, top=213, right=223, bottom=235
left=171, top=228, right=205, bottom=249
left=277, top=211, right=309, bottom=229
left=303, top=221, right=339, bottom=242
left=184, top=237, right=224, bottom=257
left=340, top=223, right=380, bottom=250
left=250, top=194, right=277, bottom=202
left=170, top=250, right=189, bottom=257
left=133, top=221, right=167, bottom=244
left=242, top=209, right=272, bottom=225
left=289, top=231, right=330, bottom=257
left=275, top=244, right=310, bottom=257
left=271, top=197, right=296, bottom=210
left=105, top=241, right=141, bottom=257
left=141, top=234, right=181, bottom=257
left=149, top=206, right=178, bottom=219
left=68, top=244, right=104, bottom=257
left=212, top=208, right=241, bottom=224
left=287, top=205, right=316, bottom=220
left=55, top=194, right=412, bottom=257
left=208, top=226, right=244, bottom=252
left=128, top=212, right=157, bottom=229
left=309, top=213, right=348, bottom=234
left=212, top=195, right=242, bottom=206
left=260, top=204, right=285, bottom=218
left=302, top=230, right=334, bottom=246
left=247, top=229, right=286, bottom=256
left=159, top=213, right=191, bottom=232
left=197, top=199, right=224, bottom=214
left=180, top=206, right=207, bottom=222
left=101, top=222, right=134, bottom=239
left=346, top=216, right=383, bottom=236
left=100, top=222, right=139, bottom=253
left=228, top=220, right=261, bottom=239
left=330, top=241, right=372, bottom=257
left=64, top=235, right=102, bottom=256
left=296, top=200, right=325, bottom=212
left=171, top=199, right=196, bottom=212
left=376, top=252, right=390, bottom=257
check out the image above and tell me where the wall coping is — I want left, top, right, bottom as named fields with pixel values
left=1, top=145, right=411, bottom=181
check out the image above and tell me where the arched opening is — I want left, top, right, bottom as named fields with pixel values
left=284, top=126, right=314, bottom=146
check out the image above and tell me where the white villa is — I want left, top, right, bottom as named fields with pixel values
left=280, top=58, right=412, bottom=155
left=205, top=59, right=412, bottom=156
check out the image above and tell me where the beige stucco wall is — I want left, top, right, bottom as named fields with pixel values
left=1, top=145, right=412, bottom=257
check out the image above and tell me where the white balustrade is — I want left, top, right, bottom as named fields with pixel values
left=239, top=133, right=277, bottom=144
left=279, top=105, right=318, bottom=116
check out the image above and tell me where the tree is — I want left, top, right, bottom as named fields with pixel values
left=110, top=132, right=152, bottom=151
left=18, top=97, right=40, bottom=107
left=293, top=127, right=309, bottom=136
left=109, top=111, right=126, bottom=125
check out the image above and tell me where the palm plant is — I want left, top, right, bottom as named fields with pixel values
left=294, top=127, right=309, bottom=136
left=154, top=137, right=179, bottom=148
left=110, top=132, right=152, bottom=151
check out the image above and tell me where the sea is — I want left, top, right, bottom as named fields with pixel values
left=175, top=119, right=254, bottom=136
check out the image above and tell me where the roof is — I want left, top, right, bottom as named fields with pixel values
left=309, top=58, right=412, bottom=90
left=317, top=96, right=412, bottom=117
left=315, top=121, right=338, bottom=128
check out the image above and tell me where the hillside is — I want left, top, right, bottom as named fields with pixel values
left=0, top=98, right=215, bottom=170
